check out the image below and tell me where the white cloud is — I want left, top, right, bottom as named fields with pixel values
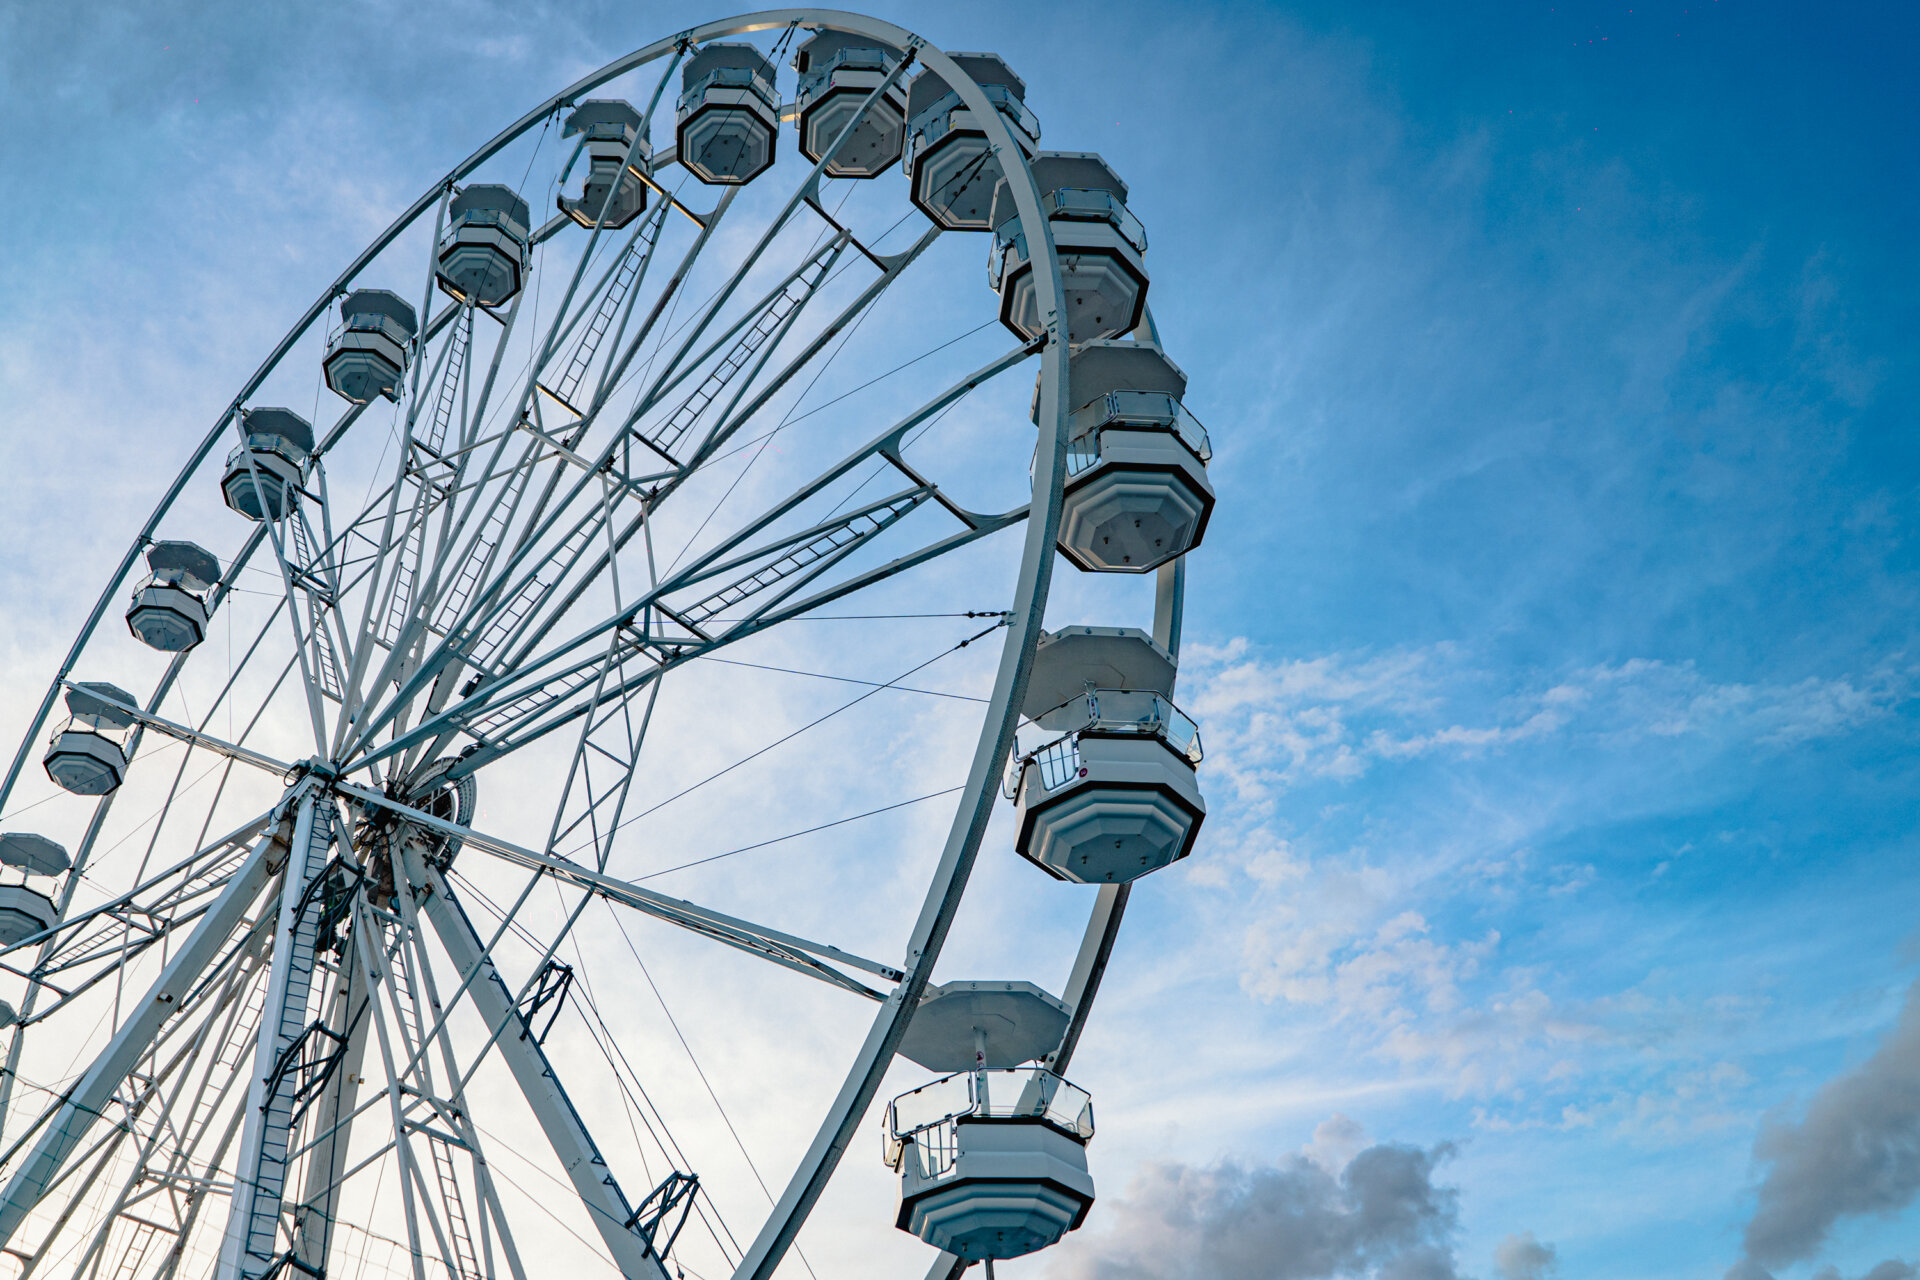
left=1182, top=642, right=1905, bottom=798
left=1163, top=635, right=1904, bottom=1130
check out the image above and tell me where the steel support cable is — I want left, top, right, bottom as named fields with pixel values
left=449, top=875, right=744, bottom=1267
left=563, top=619, right=1006, bottom=861
left=452, top=870, right=784, bottom=1277
left=611, top=170, right=721, bottom=414
left=603, top=906, right=820, bottom=1280
left=703, top=611, right=1011, bottom=622
left=625, top=309, right=997, bottom=524
left=693, top=654, right=987, bottom=702
left=635, top=786, right=963, bottom=883
left=0, top=932, right=264, bottom=1214
left=433, top=1128, right=605, bottom=1262
left=774, top=318, right=999, bottom=434
left=469, top=1108, right=733, bottom=1277
left=64, top=753, right=233, bottom=899
left=821, top=393, right=968, bottom=522
left=561, top=920, right=748, bottom=1269
left=538, top=883, right=672, bottom=1174
left=654, top=212, right=884, bottom=583
left=447, top=880, right=695, bottom=1177
left=603, top=169, right=896, bottom=438
left=657, top=284, right=884, bottom=580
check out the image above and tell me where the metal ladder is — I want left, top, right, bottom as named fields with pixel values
left=423, top=307, right=472, bottom=456
left=380, top=310, right=471, bottom=650
left=425, top=1130, right=482, bottom=1280
left=230, top=808, right=334, bottom=1276
left=466, top=514, right=599, bottom=672
left=104, top=1217, right=170, bottom=1280
left=679, top=491, right=927, bottom=628
left=287, top=509, right=344, bottom=700
left=640, top=252, right=833, bottom=460
left=167, top=969, right=270, bottom=1169
left=546, top=209, right=666, bottom=415
left=432, top=463, right=529, bottom=640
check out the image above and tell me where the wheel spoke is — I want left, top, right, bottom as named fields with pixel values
left=405, top=854, right=673, bottom=1280
left=0, top=809, right=285, bottom=1248
left=338, top=782, right=898, bottom=997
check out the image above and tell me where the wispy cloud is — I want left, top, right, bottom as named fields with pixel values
left=1185, top=641, right=1907, bottom=801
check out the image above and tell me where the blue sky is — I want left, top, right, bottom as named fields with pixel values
left=2, top=3, right=1917, bottom=1279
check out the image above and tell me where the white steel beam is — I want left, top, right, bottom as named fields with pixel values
left=0, top=804, right=287, bottom=1249
left=292, top=931, right=372, bottom=1272
left=414, top=867, right=671, bottom=1280
left=217, top=790, right=335, bottom=1279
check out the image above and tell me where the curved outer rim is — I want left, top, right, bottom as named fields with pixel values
left=0, top=12, right=1181, bottom=1278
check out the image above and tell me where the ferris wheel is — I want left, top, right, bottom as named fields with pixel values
left=0, top=11, right=1216, bottom=1280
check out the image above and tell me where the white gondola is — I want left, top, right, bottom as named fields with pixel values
left=887, top=982, right=1093, bottom=1261
left=221, top=407, right=313, bottom=522
left=902, top=53, right=1039, bottom=231
left=1006, top=627, right=1205, bottom=883
left=125, top=539, right=222, bottom=652
left=791, top=30, right=908, bottom=178
left=1042, top=340, right=1214, bottom=573
left=991, top=153, right=1148, bottom=345
left=0, top=833, right=68, bottom=948
left=43, top=682, right=139, bottom=797
left=558, top=99, right=652, bottom=229
left=675, top=43, right=779, bottom=185
left=0, top=886, right=58, bottom=949
left=437, top=184, right=531, bottom=307
left=323, top=287, right=417, bottom=404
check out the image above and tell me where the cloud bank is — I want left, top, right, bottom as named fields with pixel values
left=1733, top=981, right=1920, bottom=1273
left=1050, top=1118, right=1463, bottom=1280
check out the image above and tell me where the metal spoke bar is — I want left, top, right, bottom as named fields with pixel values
left=348, top=341, right=1033, bottom=770
left=0, top=799, right=290, bottom=1248
left=0, top=811, right=269, bottom=970
left=349, top=191, right=938, bottom=763
left=722, top=20, right=1076, bottom=1280
left=409, top=857, right=671, bottom=1280
left=335, top=782, right=896, bottom=998
left=56, top=682, right=296, bottom=779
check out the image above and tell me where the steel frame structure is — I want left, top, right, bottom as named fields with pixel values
left=0, top=11, right=1189, bottom=1280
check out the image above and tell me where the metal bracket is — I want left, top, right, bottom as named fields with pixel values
left=262, top=1251, right=327, bottom=1279
left=261, top=1021, right=349, bottom=1124
left=292, top=855, right=360, bottom=929
left=626, top=1169, right=699, bottom=1259
left=516, top=960, right=574, bottom=1045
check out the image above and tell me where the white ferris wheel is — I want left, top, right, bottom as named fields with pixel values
left=0, top=11, right=1216, bottom=1280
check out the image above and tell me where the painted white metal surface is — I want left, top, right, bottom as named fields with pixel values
left=0, top=13, right=1207, bottom=1279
